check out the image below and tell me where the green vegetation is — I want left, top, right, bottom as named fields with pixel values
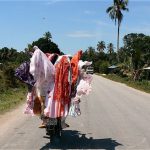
left=27, top=31, right=62, bottom=54
left=0, top=31, right=61, bottom=113
left=0, top=88, right=27, bottom=113
left=82, top=32, right=150, bottom=93
left=99, top=74, right=150, bottom=93
left=82, top=33, right=150, bottom=81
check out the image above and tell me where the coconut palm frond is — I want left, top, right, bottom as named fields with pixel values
left=122, top=7, right=129, bottom=11
left=118, top=11, right=123, bottom=26
left=124, top=0, right=129, bottom=5
left=106, top=6, right=114, bottom=13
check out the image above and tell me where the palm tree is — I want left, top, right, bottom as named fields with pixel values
left=106, top=0, right=129, bottom=54
left=27, top=44, right=32, bottom=52
left=87, top=46, right=95, bottom=61
left=97, top=41, right=106, bottom=53
left=107, top=43, right=114, bottom=54
left=107, top=43, right=115, bottom=64
left=87, top=46, right=95, bottom=55
left=44, top=31, right=52, bottom=41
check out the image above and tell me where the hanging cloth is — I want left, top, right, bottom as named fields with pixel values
left=29, top=46, right=55, bottom=96
left=70, top=50, right=82, bottom=94
left=44, top=55, right=71, bottom=118
left=53, top=56, right=70, bottom=105
left=15, top=61, right=35, bottom=88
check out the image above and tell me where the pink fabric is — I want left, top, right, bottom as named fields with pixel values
left=24, top=48, right=93, bottom=118
left=24, top=92, right=34, bottom=116
left=69, top=61, right=93, bottom=117
left=44, top=89, right=69, bottom=118
left=45, top=53, right=53, bottom=60
left=44, top=56, right=71, bottom=118
left=25, top=47, right=55, bottom=116
left=30, top=48, right=55, bottom=96
left=76, top=72, right=92, bottom=98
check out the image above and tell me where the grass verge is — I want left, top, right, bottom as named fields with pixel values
left=97, top=73, right=150, bottom=93
left=0, top=87, right=27, bottom=113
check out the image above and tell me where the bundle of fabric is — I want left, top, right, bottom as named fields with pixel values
left=15, top=46, right=93, bottom=120
left=44, top=55, right=71, bottom=118
left=68, top=60, right=93, bottom=117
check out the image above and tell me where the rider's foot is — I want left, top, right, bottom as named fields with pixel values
left=62, top=123, right=69, bottom=129
left=65, top=123, right=69, bottom=127
left=39, top=122, right=46, bottom=128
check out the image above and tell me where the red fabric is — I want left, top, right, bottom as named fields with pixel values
left=53, top=56, right=70, bottom=105
left=71, top=50, right=82, bottom=89
left=45, top=53, right=53, bottom=61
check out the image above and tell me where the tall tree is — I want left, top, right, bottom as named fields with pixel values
left=87, top=46, right=95, bottom=59
left=107, top=43, right=114, bottom=54
left=97, top=41, right=106, bottom=53
left=123, top=33, right=145, bottom=70
left=44, top=31, right=52, bottom=41
left=29, top=31, right=60, bottom=54
left=107, top=43, right=117, bottom=64
left=106, top=0, right=129, bottom=54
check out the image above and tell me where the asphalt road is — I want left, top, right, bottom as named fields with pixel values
left=0, top=75, right=150, bottom=150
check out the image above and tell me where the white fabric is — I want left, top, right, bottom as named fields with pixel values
left=24, top=92, right=35, bottom=116
left=44, top=55, right=71, bottom=118
left=69, top=61, right=93, bottom=117
left=44, top=90, right=69, bottom=118
left=27, top=49, right=93, bottom=118
left=78, top=60, right=92, bottom=70
left=29, top=46, right=55, bottom=96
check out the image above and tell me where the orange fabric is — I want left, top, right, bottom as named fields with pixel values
left=71, top=50, right=82, bottom=90
left=53, top=56, right=70, bottom=105
left=33, top=97, right=41, bottom=115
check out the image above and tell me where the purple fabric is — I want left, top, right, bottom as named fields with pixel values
left=15, top=61, right=35, bottom=86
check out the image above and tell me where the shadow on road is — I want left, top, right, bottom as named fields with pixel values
left=40, top=130, right=122, bottom=150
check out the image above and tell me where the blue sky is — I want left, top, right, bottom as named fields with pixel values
left=0, top=0, right=150, bottom=55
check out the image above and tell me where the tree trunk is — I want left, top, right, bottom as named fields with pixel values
left=133, top=69, right=142, bottom=81
left=117, top=20, right=120, bottom=62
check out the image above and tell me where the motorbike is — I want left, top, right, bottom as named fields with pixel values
left=41, top=116, right=62, bottom=142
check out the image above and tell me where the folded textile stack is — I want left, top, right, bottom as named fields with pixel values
left=15, top=46, right=93, bottom=119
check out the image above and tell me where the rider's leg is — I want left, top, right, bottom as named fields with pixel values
left=39, top=96, right=46, bottom=128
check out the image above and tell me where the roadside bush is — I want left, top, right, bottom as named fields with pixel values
left=140, top=70, right=150, bottom=80
left=99, top=61, right=109, bottom=74
left=101, top=74, right=150, bottom=93
left=94, top=60, right=101, bottom=73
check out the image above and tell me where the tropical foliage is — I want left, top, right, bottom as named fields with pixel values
left=0, top=31, right=62, bottom=112
left=97, top=41, right=106, bottom=53
left=82, top=33, right=150, bottom=81
left=0, top=31, right=61, bottom=93
left=28, top=31, right=61, bottom=54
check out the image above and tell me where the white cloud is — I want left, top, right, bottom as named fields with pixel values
left=123, top=25, right=150, bottom=35
left=84, top=10, right=95, bottom=15
left=94, top=20, right=110, bottom=26
left=46, top=0, right=63, bottom=5
left=67, top=31, right=97, bottom=38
